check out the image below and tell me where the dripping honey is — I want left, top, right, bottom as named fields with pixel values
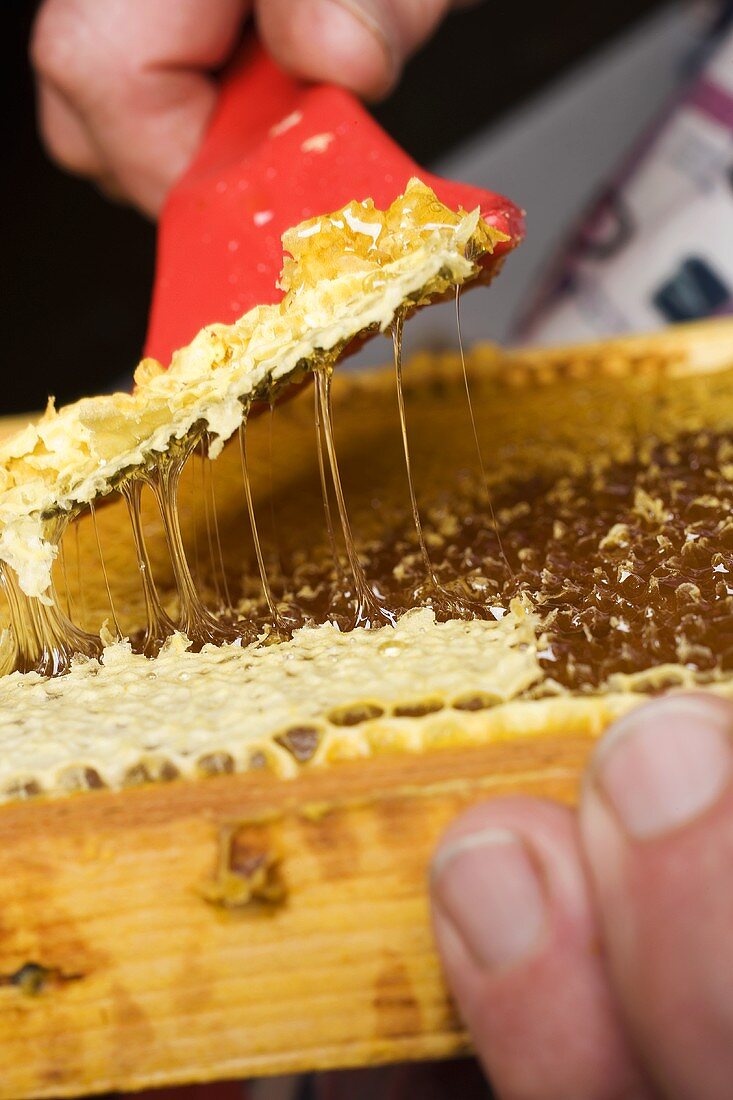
left=1, top=317, right=731, bottom=694
left=314, top=368, right=392, bottom=628
left=122, top=480, right=175, bottom=657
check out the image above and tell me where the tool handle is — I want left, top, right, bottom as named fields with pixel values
left=183, top=38, right=308, bottom=183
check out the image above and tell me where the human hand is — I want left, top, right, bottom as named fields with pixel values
left=31, top=0, right=467, bottom=216
left=430, top=693, right=733, bottom=1099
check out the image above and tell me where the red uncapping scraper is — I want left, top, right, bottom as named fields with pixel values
left=145, top=35, right=524, bottom=365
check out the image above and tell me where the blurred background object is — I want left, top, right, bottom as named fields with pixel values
left=387, top=0, right=732, bottom=357
left=2, top=0, right=725, bottom=412
left=517, top=3, right=733, bottom=344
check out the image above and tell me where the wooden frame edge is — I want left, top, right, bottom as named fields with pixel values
left=0, top=734, right=591, bottom=1097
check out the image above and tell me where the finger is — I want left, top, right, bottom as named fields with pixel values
left=37, top=72, right=128, bottom=205
left=257, top=0, right=454, bottom=100
left=581, top=693, right=733, bottom=1100
left=36, top=82, right=102, bottom=178
left=31, top=0, right=250, bottom=215
left=430, top=797, right=649, bottom=1100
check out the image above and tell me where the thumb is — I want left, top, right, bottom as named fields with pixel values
left=580, top=693, right=733, bottom=1099
left=429, top=799, right=647, bottom=1100
left=257, top=0, right=455, bottom=100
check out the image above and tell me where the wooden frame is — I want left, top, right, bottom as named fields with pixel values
left=0, top=735, right=589, bottom=1097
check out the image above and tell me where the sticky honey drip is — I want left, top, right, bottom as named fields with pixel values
left=58, top=539, right=73, bottom=620
left=0, top=537, right=101, bottom=676
left=148, top=452, right=240, bottom=647
left=314, top=368, right=392, bottom=628
left=202, top=443, right=233, bottom=613
left=122, top=481, right=175, bottom=657
left=189, top=448, right=203, bottom=587
left=199, top=442, right=224, bottom=611
left=392, top=313, right=432, bottom=579
left=238, top=421, right=285, bottom=641
left=314, top=384, right=345, bottom=581
left=392, top=314, right=478, bottom=621
left=74, top=522, right=86, bottom=627
left=455, top=285, right=512, bottom=579
left=267, top=402, right=284, bottom=577
left=90, top=502, right=121, bottom=639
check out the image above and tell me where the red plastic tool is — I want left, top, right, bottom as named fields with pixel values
left=146, top=35, right=524, bottom=365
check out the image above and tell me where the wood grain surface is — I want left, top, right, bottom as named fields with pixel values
left=0, top=734, right=590, bottom=1098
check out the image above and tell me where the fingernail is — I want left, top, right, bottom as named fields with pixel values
left=322, top=0, right=398, bottom=91
left=594, top=696, right=733, bottom=840
left=431, top=827, right=546, bottom=970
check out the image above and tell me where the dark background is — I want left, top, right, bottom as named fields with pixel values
left=3, top=0, right=666, bottom=414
